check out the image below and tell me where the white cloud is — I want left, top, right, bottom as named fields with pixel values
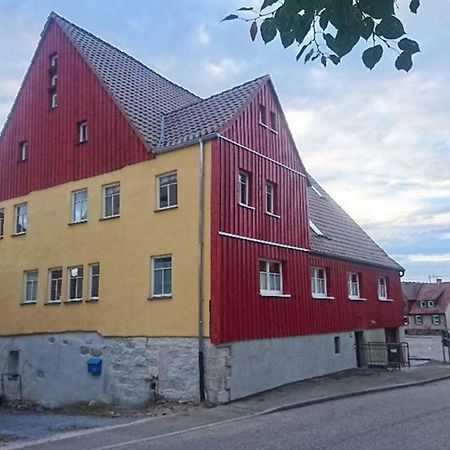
left=204, top=58, right=245, bottom=80
left=197, top=24, right=211, bottom=45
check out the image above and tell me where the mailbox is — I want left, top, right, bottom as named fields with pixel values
left=87, top=357, right=102, bottom=376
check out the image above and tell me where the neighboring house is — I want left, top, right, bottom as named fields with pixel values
left=0, top=13, right=404, bottom=406
left=403, top=281, right=450, bottom=335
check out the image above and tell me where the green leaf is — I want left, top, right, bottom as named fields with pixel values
left=261, top=0, right=279, bottom=11
left=280, top=29, right=295, bottom=48
left=250, top=21, right=258, bottom=41
left=221, top=14, right=239, bottom=21
left=329, top=55, right=341, bottom=65
left=260, top=18, right=278, bottom=44
left=296, top=44, right=309, bottom=61
left=398, top=37, right=420, bottom=54
left=321, top=55, right=327, bottom=67
left=362, top=45, right=383, bottom=70
left=360, top=17, right=374, bottom=40
left=311, top=53, right=320, bottom=61
left=409, top=0, right=420, bottom=13
left=304, top=48, right=314, bottom=63
left=324, top=28, right=360, bottom=58
left=237, top=6, right=254, bottom=11
left=375, top=16, right=405, bottom=39
left=359, top=0, right=394, bottom=19
left=395, top=51, right=413, bottom=72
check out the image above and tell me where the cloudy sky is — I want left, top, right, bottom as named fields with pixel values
left=0, top=0, right=449, bottom=281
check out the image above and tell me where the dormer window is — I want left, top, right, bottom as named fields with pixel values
left=309, top=220, right=324, bottom=236
left=78, top=121, right=88, bottom=143
left=259, top=104, right=267, bottom=126
left=50, top=53, right=58, bottom=68
left=428, top=300, right=434, bottom=308
left=19, top=141, right=28, bottom=162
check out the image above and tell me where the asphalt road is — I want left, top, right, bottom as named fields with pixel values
left=13, top=378, right=450, bottom=450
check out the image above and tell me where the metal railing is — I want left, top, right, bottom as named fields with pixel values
left=357, top=342, right=410, bottom=369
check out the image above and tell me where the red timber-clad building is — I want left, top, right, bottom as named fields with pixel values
left=0, top=13, right=404, bottom=406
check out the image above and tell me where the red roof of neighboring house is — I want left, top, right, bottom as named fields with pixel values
left=408, top=282, right=450, bottom=315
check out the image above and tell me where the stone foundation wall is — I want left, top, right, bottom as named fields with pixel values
left=0, top=333, right=204, bottom=407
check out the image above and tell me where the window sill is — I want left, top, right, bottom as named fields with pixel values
left=154, top=205, right=178, bottom=213
left=239, top=203, right=255, bottom=211
left=86, top=298, right=99, bottom=303
left=11, top=232, right=27, bottom=237
left=75, top=141, right=88, bottom=146
left=269, top=128, right=278, bottom=135
left=99, top=215, right=120, bottom=222
left=259, top=121, right=269, bottom=129
left=68, top=220, right=87, bottom=226
left=379, top=298, right=394, bottom=302
left=266, top=212, right=280, bottom=219
left=313, top=295, right=335, bottom=300
left=260, top=293, right=292, bottom=298
left=20, top=301, right=37, bottom=306
left=148, top=295, right=172, bottom=300
left=45, top=301, right=61, bottom=305
left=64, top=299, right=83, bottom=304
left=349, top=297, right=367, bottom=302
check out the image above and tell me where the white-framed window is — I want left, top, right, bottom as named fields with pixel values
left=68, top=266, right=83, bottom=301
left=378, top=277, right=387, bottom=300
left=259, top=104, right=267, bottom=126
left=432, top=315, right=440, bottom=325
left=347, top=272, right=360, bottom=299
left=78, top=121, right=88, bottom=143
left=157, top=172, right=177, bottom=210
left=50, top=92, right=57, bottom=109
left=152, top=255, right=172, bottom=297
left=0, top=208, right=4, bottom=237
left=71, top=189, right=88, bottom=223
left=48, top=268, right=63, bottom=303
left=50, top=74, right=58, bottom=87
left=259, top=259, right=283, bottom=296
left=420, top=300, right=427, bottom=308
left=269, top=111, right=276, bottom=131
left=265, top=181, right=275, bottom=214
left=311, top=267, right=327, bottom=298
left=238, top=170, right=250, bottom=206
left=23, top=270, right=38, bottom=303
left=14, top=203, right=28, bottom=234
left=50, top=53, right=58, bottom=68
left=89, top=263, right=100, bottom=300
left=19, top=141, right=28, bottom=162
left=428, top=300, right=434, bottom=308
left=103, top=183, right=120, bottom=218
left=309, top=220, right=324, bottom=236
left=415, top=315, right=422, bottom=325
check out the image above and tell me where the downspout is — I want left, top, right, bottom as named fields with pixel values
left=197, top=138, right=206, bottom=401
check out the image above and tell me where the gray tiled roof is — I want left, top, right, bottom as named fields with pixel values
left=307, top=176, right=403, bottom=270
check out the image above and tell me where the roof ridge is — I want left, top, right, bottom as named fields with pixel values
left=49, top=12, right=201, bottom=102
left=163, top=74, right=269, bottom=118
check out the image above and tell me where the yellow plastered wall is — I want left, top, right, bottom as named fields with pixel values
left=0, top=143, right=211, bottom=337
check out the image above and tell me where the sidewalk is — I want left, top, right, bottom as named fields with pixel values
left=4, top=361, right=450, bottom=449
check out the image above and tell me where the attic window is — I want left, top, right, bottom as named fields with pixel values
left=309, top=220, right=324, bottom=236
left=259, top=104, right=267, bottom=126
left=311, top=185, right=323, bottom=198
left=50, top=92, right=57, bottom=109
left=78, top=121, right=88, bottom=144
left=19, top=141, right=28, bottom=162
left=428, top=300, right=434, bottom=308
left=269, top=111, right=277, bottom=132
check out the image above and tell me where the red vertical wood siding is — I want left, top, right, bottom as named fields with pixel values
left=210, top=80, right=403, bottom=344
left=0, top=21, right=149, bottom=202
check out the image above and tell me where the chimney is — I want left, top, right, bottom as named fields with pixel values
left=437, top=278, right=443, bottom=284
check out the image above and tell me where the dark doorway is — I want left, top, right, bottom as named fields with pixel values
left=355, top=331, right=365, bottom=367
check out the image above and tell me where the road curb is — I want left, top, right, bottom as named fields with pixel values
left=257, top=373, right=450, bottom=416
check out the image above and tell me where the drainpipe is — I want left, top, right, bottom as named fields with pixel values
left=197, top=138, right=206, bottom=401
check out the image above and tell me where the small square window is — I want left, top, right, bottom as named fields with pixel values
left=19, top=141, right=28, bottom=162
left=157, top=172, right=177, bottom=210
left=24, top=270, right=38, bottom=303
left=103, top=183, right=120, bottom=218
left=420, top=300, right=427, bottom=308
left=428, top=300, right=434, bottom=308
left=269, top=111, right=276, bottom=131
left=259, top=104, right=267, bottom=126
left=311, top=267, right=327, bottom=298
left=152, top=255, right=172, bottom=297
left=415, top=315, right=422, bottom=325
left=14, top=203, right=28, bottom=234
left=259, top=259, right=283, bottom=296
left=432, top=315, right=440, bottom=325
left=78, top=121, right=88, bottom=143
